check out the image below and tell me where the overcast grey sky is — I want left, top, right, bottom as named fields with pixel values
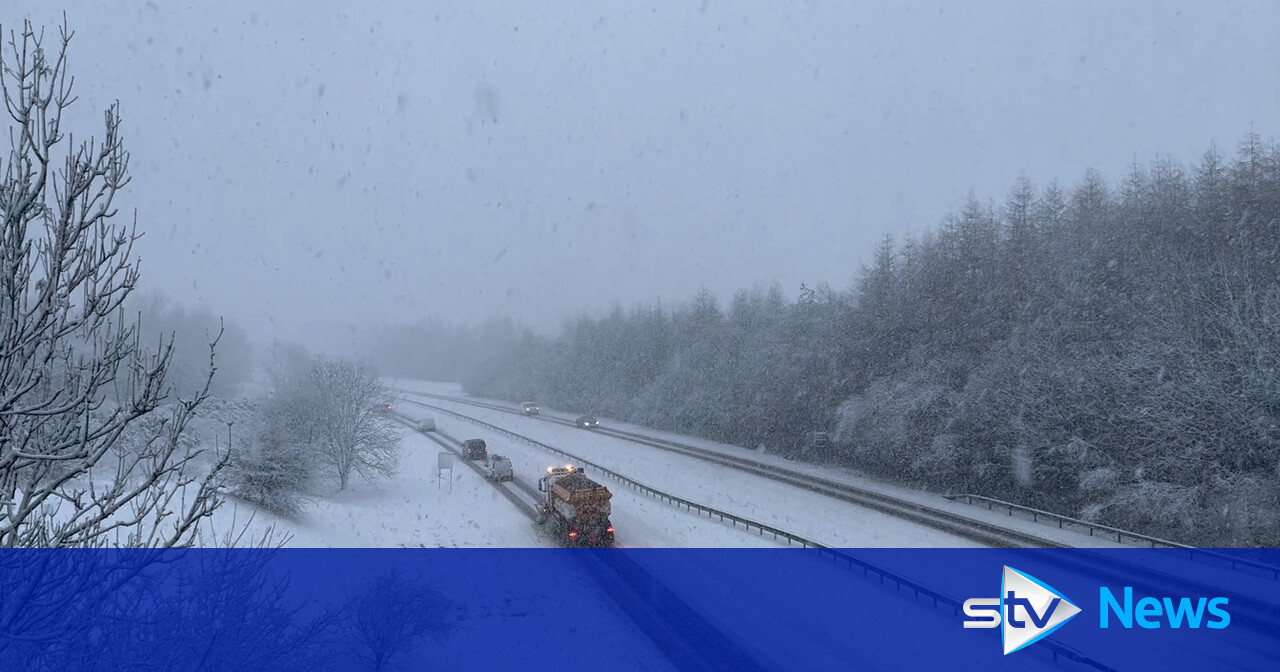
left=6, top=1, right=1279, bottom=354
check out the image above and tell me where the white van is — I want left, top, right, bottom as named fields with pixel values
left=483, top=455, right=513, bottom=482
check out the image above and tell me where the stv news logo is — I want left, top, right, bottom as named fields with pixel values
left=962, top=566, right=1081, bottom=655
left=962, top=565, right=1232, bottom=655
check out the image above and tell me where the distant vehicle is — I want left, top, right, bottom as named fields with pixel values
left=482, top=455, right=514, bottom=482
left=462, top=439, right=488, bottom=461
left=418, top=418, right=436, bottom=432
left=537, top=465, right=614, bottom=547
left=521, top=402, right=540, bottom=416
left=575, top=415, right=599, bottom=429
left=377, top=403, right=394, bottom=414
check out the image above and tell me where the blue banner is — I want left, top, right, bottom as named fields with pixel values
left=1, top=548, right=1276, bottom=671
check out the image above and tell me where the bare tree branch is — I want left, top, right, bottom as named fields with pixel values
left=0, top=19, right=231, bottom=548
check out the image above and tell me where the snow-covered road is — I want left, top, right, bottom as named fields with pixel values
left=394, top=405, right=786, bottom=548
left=388, top=384, right=984, bottom=548
left=386, top=379, right=1137, bottom=549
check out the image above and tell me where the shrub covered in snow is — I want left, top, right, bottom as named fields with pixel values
left=228, top=429, right=313, bottom=518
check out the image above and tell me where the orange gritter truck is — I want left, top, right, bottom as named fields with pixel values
left=536, top=466, right=615, bottom=547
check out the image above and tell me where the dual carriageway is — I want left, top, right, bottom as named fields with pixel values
left=386, top=387, right=1280, bottom=672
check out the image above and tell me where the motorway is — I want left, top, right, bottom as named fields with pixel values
left=388, top=386, right=1280, bottom=672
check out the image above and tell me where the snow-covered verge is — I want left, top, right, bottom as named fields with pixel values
left=205, top=423, right=541, bottom=547
left=186, top=395, right=260, bottom=455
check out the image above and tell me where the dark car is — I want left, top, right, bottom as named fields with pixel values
left=462, top=439, right=488, bottom=461
left=575, top=415, right=599, bottom=429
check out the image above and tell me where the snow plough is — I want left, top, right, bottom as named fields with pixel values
left=536, top=465, right=614, bottom=547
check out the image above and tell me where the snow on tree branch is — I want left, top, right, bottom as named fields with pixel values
left=0, top=19, right=232, bottom=548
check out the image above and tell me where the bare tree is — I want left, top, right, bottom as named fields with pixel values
left=0, top=20, right=227, bottom=547
left=308, top=358, right=399, bottom=490
left=345, top=570, right=457, bottom=671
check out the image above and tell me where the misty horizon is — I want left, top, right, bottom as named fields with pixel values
left=6, top=1, right=1278, bottom=357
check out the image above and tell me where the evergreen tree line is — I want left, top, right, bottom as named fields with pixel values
left=433, top=134, right=1280, bottom=546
